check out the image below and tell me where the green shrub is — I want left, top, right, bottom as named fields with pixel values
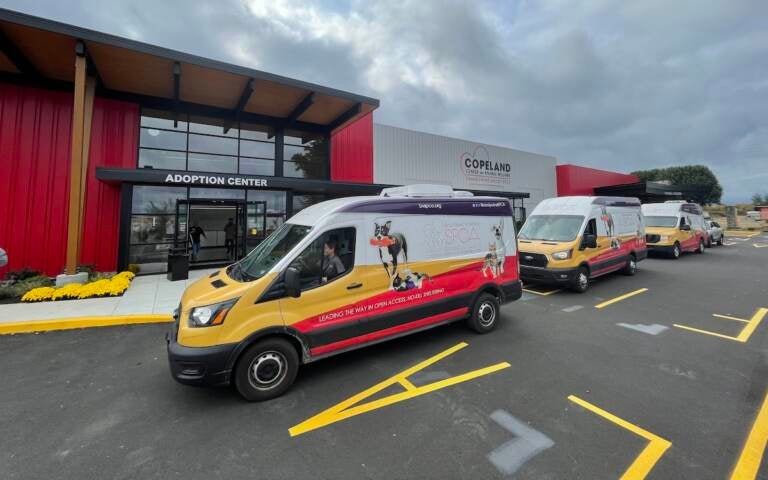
left=127, top=264, right=141, bottom=274
left=0, top=275, right=53, bottom=300
left=4, top=267, right=43, bottom=282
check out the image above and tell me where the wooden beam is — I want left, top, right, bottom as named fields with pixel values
left=77, top=76, right=97, bottom=244
left=284, top=92, right=315, bottom=127
left=223, top=78, right=255, bottom=134
left=75, top=40, right=104, bottom=89
left=65, top=52, right=88, bottom=275
left=173, top=62, right=181, bottom=127
left=327, top=102, right=362, bottom=132
left=0, top=27, right=40, bottom=76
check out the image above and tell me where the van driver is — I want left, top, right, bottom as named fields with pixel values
left=322, top=240, right=345, bottom=283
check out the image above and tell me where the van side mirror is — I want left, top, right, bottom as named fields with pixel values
left=284, top=266, right=301, bottom=298
left=680, top=224, right=691, bottom=231
left=582, top=233, right=598, bottom=249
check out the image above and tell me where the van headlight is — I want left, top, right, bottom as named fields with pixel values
left=189, top=298, right=238, bottom=327
left=551, top=250, right=572, bottom=260
left=658, top=235, right=669, bottom=243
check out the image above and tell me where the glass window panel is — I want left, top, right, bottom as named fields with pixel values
left=188, top=153, right=237, bottom=173
left=132, top=186, right=187, bottom=214
left=138, top=148, right=186, bottom=170
left=189, top=115, right=238, bottom=137
left=239, top=158, right=274, bottom=176
left=189, top=188, right=245, bottom=200
left=284, top=161, right=325, bottom=179
left=130, top=215, right=177, bottom=244
left=292, top=194, right=328, bottom=214
left=240, top=139, right=275, bottom=159
left=188, top=134, right=238, bottom=156
left=240, top=123, right=274, bottom=142
left=285, top=130, right=323, bottom=145
left=140, top=109, right=187, bottom=131
left=248, top=190, right=287, bottom=214
left=129, top=243, right=174, bottom=272
left=140, top=128, right=187, bottom=150
left=284, top=134, right=306, bottom=145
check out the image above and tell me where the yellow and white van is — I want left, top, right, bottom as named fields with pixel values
left=642, top=201, right=706, bottom=258
left=167, top=185, right=522, bottom=401
left=518, top=196, right=646, bottom=292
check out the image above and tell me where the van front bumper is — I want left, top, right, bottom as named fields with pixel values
left=520, top=265, right=578, bottom=285
left=647, top=244, right=675, bottom=254
left=166, top=329, right=236, bottom=387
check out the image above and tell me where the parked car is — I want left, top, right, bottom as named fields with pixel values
left=703, top=220, right=724, bottom=247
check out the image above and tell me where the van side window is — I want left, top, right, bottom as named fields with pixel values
left=679, top=217, right=687, bottom=227
left=291, top=227, right=356, bottom=291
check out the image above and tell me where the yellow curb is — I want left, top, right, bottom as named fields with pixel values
left=0, top=314, right=173, bottom=335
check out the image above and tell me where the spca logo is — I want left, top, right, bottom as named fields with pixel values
left=460, top=145, right=512, bottom=185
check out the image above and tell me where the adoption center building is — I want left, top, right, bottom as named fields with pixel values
left=0, top=9, right=556, bottom=276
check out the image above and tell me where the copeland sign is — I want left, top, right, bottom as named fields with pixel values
left=163, top=173, right=268, bottom=187
left=460, top=146, right=512, bottom=186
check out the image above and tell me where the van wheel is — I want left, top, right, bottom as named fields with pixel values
left=622, top=254, right=637, bottom=276
left=234, top=337, right=299, bottom=402
left=671, top=242, right=681, bottom=259
left=467, top=293, right=499, bottom=333
left=696, top=239, right=705, bottom=254
left=717, top=236, right=724, bottom=246
left=570, top=267, right=590, bottom=293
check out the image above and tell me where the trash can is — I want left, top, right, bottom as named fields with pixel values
left=167, top=248, right=189, bottom=281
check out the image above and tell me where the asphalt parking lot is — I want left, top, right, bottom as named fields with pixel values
left=2, top=236, right=767, bottom=479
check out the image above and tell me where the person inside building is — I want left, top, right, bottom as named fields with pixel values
left=189, top=222, right=206, bottom=261
left=224, top=218, right=237, bottom=259
left=321, top=239, right=345, bottom=283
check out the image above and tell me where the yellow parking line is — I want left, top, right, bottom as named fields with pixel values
left=289, top=342, right=511, bottom=436
left=568, top=395, right=671, bottom=479
left=0, top=314, right=173, bottom=335
left=713, top=314, right=751, bottom=323
left=594, top=288, right=648, bottom=309
left=672, top=324, right=743, bottom=341
left=522, top=287, right=562, bottom=296
left=730, top=390, right=768, bottom=479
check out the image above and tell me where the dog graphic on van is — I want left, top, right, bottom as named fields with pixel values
left=600, top=206, right=620, bottom=250
left=370, top=221, right=409, bottom=287
left=481, top=219, right=506, bottom=278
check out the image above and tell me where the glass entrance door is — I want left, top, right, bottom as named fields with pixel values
left=175, top=199, right=248, bottom=266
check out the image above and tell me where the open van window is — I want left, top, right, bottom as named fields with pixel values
left=518, top=215, right=584, bottom=242
left=644, top=216, right=678, bottom=228
left=233, top=223, right=312, bottom=281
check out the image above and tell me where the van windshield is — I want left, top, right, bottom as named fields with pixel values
left=518, top=215, right=584, bottom=242
left=644, top=216, right=678, bottom=227
left=231, top=223, right=312, bottom=281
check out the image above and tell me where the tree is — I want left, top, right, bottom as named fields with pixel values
left=631, top=165, right=723, bottom=205
left=752, top=193, right=765, bottom=205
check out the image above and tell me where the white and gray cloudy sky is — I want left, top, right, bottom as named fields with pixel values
left=3, top=0, right=766, bottom=201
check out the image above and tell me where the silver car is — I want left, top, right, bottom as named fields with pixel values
left=703, top=220, right=724, bottom=247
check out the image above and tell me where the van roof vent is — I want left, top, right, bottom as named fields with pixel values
left=380, top=184, right=474, bottom=198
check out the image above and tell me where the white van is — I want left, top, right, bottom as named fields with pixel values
left=168, top=184, right=522, bottom=400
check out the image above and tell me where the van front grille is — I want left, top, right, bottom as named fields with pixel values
left=519, top=252, right=548, bottom=268
left=646, top=234, right=661, bottom=243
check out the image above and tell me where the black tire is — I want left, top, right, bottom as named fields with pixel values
left=569, top=266, right=590, bottom=293
left=622, top=254, right=638, bottom=276
left=717, top=235, right=724, bottom=246
left=467, top=293, right=500, bottom=333
left=696, top=238, right=705, bottom=254
left=234, top=337, right=299, bottom=402
left=706, top=237, right=712, bottom=248
left=671, top=242, right=681, bottom=259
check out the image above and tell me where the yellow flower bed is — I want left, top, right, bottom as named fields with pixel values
left=21, top=271, right=137, bottom=302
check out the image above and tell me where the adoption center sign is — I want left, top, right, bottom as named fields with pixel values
left=459, top=145, right=512, bottom=186
left=163, top=173, right=268, bottom=188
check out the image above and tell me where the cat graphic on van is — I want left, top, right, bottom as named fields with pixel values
left=392, top=269, right=431, bottom=292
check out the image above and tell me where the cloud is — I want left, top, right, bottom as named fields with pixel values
left=3, top=0, right=766, bottom=201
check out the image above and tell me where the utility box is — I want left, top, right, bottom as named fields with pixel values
left=726, top=206, right=738, bottom=229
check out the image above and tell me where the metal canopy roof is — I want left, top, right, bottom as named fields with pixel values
left=0, top=8, right=378, bottom=133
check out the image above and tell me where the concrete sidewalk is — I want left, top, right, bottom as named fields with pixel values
left=0, top=268, right=218, bottom=324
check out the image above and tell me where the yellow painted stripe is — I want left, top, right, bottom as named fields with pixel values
left=0, top=314, right=173, bottom=335
left=568, top=395, right=671, bottom=479
left=594, top=288, right=649, bottom=309
left=737, top=308, right=767, bottom=342
left=725, top=231, right=760, bottom=238
left=289, top=342, right=511, bottom=437
left=713, top=314, right=750, bottom=323
left=673, top=324, right=742, bottom=342
left=731, top=390, right=768, bottom=479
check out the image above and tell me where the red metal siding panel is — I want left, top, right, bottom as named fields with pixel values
left=330, top=112, right=373, bottom=183
left=0, top=83, right=73, bottom=277
left=556, top=164, right=639, bottom=196
left=80, top=97, right=139, bottom=272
